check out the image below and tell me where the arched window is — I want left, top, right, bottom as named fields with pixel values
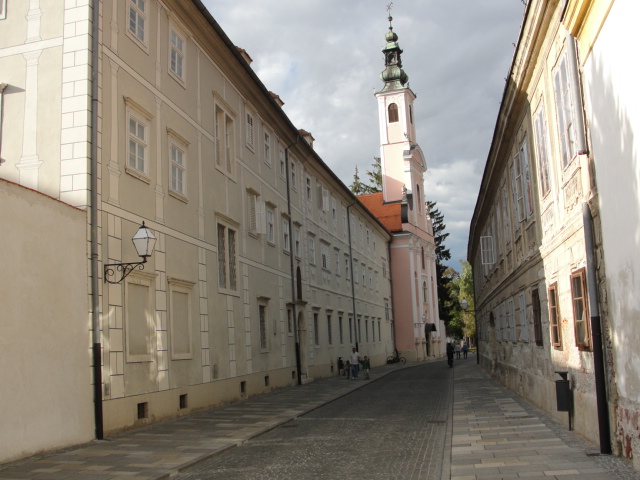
left=388, top=103, right=399, bottom=123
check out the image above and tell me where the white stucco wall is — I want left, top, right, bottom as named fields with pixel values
left=584, top=0, right=640, bottom=465
left=0, top=179, right=93, bottom=464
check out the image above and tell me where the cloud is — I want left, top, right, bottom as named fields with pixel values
left=202, top=0, right=524, bottom=269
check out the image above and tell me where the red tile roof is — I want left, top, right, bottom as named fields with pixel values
left=357, top=193, right=402, bottom=232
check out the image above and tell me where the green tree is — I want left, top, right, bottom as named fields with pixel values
left=349, top=157, right=382, bottom=194
left=427, top=201, right=453, bottom=325
left=449, top=260, right=476, bottom=342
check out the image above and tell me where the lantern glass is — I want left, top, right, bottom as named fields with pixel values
left=132, top=222, right=157, bottom=259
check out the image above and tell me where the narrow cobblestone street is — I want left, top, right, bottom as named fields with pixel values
left=173, top=362, right=452, bottom=480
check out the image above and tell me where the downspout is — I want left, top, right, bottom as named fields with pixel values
left=583, top=203, right=612, bottom=454
left=284, top=137, right=302, bottom=385
left=89, top=0, right=103, bottom=439
left=346, top=201, right=358, bottom=351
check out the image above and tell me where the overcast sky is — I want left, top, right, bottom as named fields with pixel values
left=202, top=0, right=525, bottom=269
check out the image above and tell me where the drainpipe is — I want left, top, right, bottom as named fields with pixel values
left=89, top=0, right=103, bottom=439
left=284, top=137, right=302, bottom=385
left=583, top=202, right=612, bottom=455
left=346, top=201, right=358, bottom=351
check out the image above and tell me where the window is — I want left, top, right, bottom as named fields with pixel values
left=128, top=115, right=148, bottom=176
left=308, top=237, right=316, bottom=264
left=321, top=186, right=330, bottom=212
left=321, top=243, right=330, bottom=270
left=246, top=113, right=254, bottom=149
left=345, top=255, right=350, bottom=280
left=353, top=262, right=358, bottom=283
left=287, top=308, right=293, bottom=334
left=554, top=54, right=579, bottom=168
left=385, top=300, right=390, bottom=321
left=248, top=193, right=257, bottom=234
left=217, top=223, right=237, bottom=292
left=0, top=0, right=6, bottom=20
left=169, top=279, right=195, bottom=360
left=549, top=283, right=561, bottom=348
left=365, top=320, right=369, bottom=342
left=421, top=247, right=425, bottom=269
left=388, top=103, right=399, bottom=123
left=480, top=236, right=496, bottom=265
left=332, top=198, right=337, bottom=224
left=518, top=292, right=529, bottom=342
left=214, top=103, right=235, bottom=176
left=259, top=305, right=268, bottom=350
left=349, top=317, right=353, bottom=344
left=378, top=320, right=381, bottom=342
left=168, top=134, right=187, bottom=198
left=282, top=218, right=290, bottom=252
left=501, top=186, right=511, bottom=245
left=266, top=207, right=275, bottom=244
left=306, top=177, right=312, bottom=202
left=571, top=269, right=590, bottom=349
left=125, top=273, right=155, bottom=362
left=327, top=315, right=332, bottom=345
left=264, top=131, right=271, bottom=165
left=533, top=106, right=551, bottom=197
left=507, top=299, right=516, bottom=342
left=279, top=147, right=286, bottom=178
left=335, top=249, right=340, bottom=275
left=361, top=263, right=366, bottom=285
left=169, top=27, right=185, bottom=82
left=128, top=0, right=146, bottom=44
left=294, top=227, right=301, bottom=257
left=313, top=313, right=319, bottom=345
left=532, top=288, right=543, bottom=346
left=290, top=161, right=297, bottom=189
left=372, top=319, right=375, bottom=342
left=338, top=316, right=343, bottom=344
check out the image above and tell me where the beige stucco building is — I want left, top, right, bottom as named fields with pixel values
left=469, top=0, right=640, bottom=467
left=0, top=0, right=397, bottom=462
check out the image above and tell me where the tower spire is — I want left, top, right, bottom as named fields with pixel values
left=379, top=5, right=408, bottom=93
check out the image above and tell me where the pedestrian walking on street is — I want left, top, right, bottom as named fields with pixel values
left=462, top=343, right=469, bottom=359
left=349, top=347, right=361, bottom=379
left=360, top=356, right=371, bottom=380
left=455, top=343, right=461, bottom=359
left=446, top=342, right=454, bottom=367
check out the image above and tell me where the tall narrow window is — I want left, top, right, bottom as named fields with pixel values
left=266, top=207, right=275, bottom=244
left=217, top=223, right=237, bottom=292
left=313, top=313, right=319, bottom=345
left=169, top=28, right=185, bottom=81
left=259, top=305, right=268, bottom=350
left=246, top=113, right=254, bottom=149
left=128, top=0, right=146, bottom=43
left=128, top=116, right=147, bottom=174
left=327, top=315, right=332, bottom=345
left=169, top=138, right=187, bottom=197
left=534, top=106, right=551, bottom=197
left=264, top=131, right=271, bottom=164
left=571, top=269, right=590, bottom=349
left=549, top=283, right=561, bottom=348
left=294, top=227, right=301, bottom=257
left=282, top=218, right=290, bottom=252
left=321, top=243, right=330, bottom=270
left=215, top=104, right=235, bottom=176
left=348, top=317, right=353, bottom=344
left=338, top=316, right=343, bottom=344
left=308, top=237, right=316, bottom=264
left=532, top=288, right=543, bottom=346
left=388, top=103, right=399, bottom=123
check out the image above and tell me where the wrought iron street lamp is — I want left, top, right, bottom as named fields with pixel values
left=104, top=222, right=157, bottom=284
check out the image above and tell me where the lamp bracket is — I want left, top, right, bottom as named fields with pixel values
left=104, top=259, right=147, bottom=284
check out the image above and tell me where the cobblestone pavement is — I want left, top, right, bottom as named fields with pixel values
left=1, top=357, right=638, bottom=479
left=173, top=362, right=453, bottom=480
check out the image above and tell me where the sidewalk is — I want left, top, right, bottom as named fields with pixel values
left=0, top=362, right=407, bottom=480
left=1, top=359, right=637, bottom=480
left=451, top=359, right=637, bottom=480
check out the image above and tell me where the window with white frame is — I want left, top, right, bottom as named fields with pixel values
left=294, top=227, right=301, bottom=257
left=554, top=52, right=579, bottom=169
left=282, top=218, right=290, bottom=252
left=480, top=235, right=496, bottom=266
left=345, top=255, right=350, bottom=279
left=549, top=283, right=562, bottom=348
left=128, top=0, right=147, bottom=46
left=290, top=160, right=297, bottom=189
left=308, top=236, right=316, bottom=264
left=335, top=248, right=340, bottom=275
left=501, top=186, right=511, bottom=245
left=534, top=106, right=552, bottom=197
left=572, top=268, right=590, bottom=349
left=306, top=177, right=312, bottom=202
left=169, top=27, right=186, bottom=83
left=169, top=279, right=195, bottom=360
left=266, top=207, right=275, bottom=244
left=507, top=298, right=516, bottom=342
left=246, top=112, right=254, bottom=149
left=279, top=146, right=285, bottom=178
left=125, top=98, right=153, bottom=180
left=248, top=192, right=258, bottom=234
left=217, top=222, right=237, bottom=292
left=321, top=243, right=330, bottom=270
left=518, top=291, right=529, bottom=342
left=214, top=103, right=235, bottom=176
left=263, top=130, right=271, bottom=165
left=511, top=152, right=525, bottom=223
left=168, top=132, right=188, bottom=198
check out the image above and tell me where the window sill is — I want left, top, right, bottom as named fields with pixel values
left=125, top=166, right=151, bottom=184
left=169, top=70, right=186, bottom=89
left=169, top=189, right=189, bottom=204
